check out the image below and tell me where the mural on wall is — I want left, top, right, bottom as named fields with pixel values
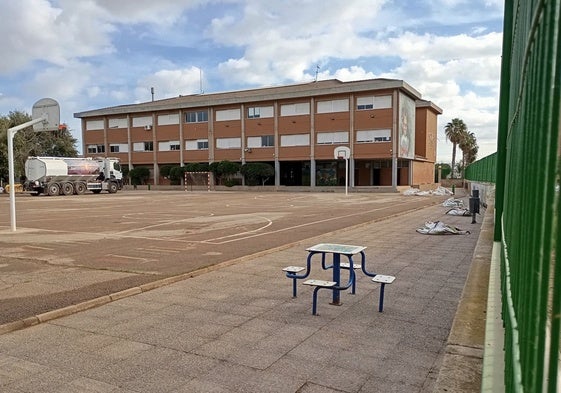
left=399, top=92, right=416, bottom=159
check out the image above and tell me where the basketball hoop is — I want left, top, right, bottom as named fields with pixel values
left=333, top=146, right=351, bottom=195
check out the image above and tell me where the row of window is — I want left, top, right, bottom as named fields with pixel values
left=85, top=95, right=393, bottom=130
left=87, top=129, right=391, bottom=153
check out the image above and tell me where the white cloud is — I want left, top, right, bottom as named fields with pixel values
left=135, top=67, right=204, bottom=101
left=0, top=0, right=504, bottom=164
left=0, top=0, right=115, bottom=74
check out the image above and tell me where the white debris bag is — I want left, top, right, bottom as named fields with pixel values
left=416, top=221, right=470, bottom=235
left=403, top=186, right=454, bottom=196
left=443, top=197, right=464, bottom=207
left=446, top=208, right=472, bottom=216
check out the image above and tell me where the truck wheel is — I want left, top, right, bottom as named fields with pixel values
left=108, top=182, right=118, bottom=193
left=47, top=183, right=60, bottom=196
left=75, top=182, right=86, bottom=195
left=62, top=182, right=74, bottom=195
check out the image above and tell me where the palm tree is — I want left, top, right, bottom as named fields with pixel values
left=459, top=131, right=478, bottom=167
left=444, top=118, right=467, bottom=178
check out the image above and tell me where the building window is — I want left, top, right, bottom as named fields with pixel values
left=86, top=120, right=104, bottom=130
left=158, top=114, right=180, bottom=125
left=185, top=111, right=208, bottom=123
left=280, top=102, right=310, bottom=116
left=108, top=118, right=128, bottom=129
left=247, top=106, right=274, bottom=119
left=87, top=144, right=105, bottom=153
left=356, top=95, right=392, bottom=110
left=158, top=141, right=180, bottom=151
left=110, top=144, right=128, bottom=153
left=356, top=129, right=392, bottom=143
left=317, top=99, right=349, bottom=113
left=133, top=142, right=153, bottom=152
left=216, top=137, right=241, bottom=149
left=216, top=108, right=241, bottom=122
left=132, top=116, right=153, bottom=128
left=280, top=134, right=310, bottom=147
left=247, top=135, right=274, bottom=148
left=316, top=131, right=349, bottom=144
left=186, top=139, right=209, bottom=150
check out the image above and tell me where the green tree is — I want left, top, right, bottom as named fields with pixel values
left=159, top=165, right=174, bottom=179
left=184, top=162, right=209, bottom=172
left=434, top=163, right=452, bottom=182
left=240, top=162, right=275, bottom=186
left=444, top=118, right=467, bottom=178
left=209, top=160, right=240, bottom=185
left=129, top=166, right=150, bottom=185
left=169, top=166, right=186, bottom=185
left=0, top=110, right=78, bottom=182
left=459, top=131, right=478, bottom=167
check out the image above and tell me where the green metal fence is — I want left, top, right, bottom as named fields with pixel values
left=469, top=0, right=561, bottom=391
left=465, top=153, right=496, bottom=184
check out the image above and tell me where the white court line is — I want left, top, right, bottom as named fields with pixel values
left=201, top=200, right=413, bottom=245
left=23, top=245, right=55, bottom=251
left=115, top=213, right=215, bottom=235
left=106, top=254, right=153, bottom=263
left=202, top=215, right=273, bottom=242
left=136, top=247, right=183, bottom=254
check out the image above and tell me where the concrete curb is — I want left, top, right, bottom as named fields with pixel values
left=432, top=203, right=495, bottom=392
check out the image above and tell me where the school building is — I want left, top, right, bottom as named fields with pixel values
left=74, top=78, right=442, bottom=190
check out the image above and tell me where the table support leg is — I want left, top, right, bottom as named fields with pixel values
left=330, top=253, right=341, bottom=305
left=378, top=283, right=386, bottom=312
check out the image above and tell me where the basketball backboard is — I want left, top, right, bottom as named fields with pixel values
left=32, top=98, right=60, bottom=131
left=334, top=146, right=351, bottom=160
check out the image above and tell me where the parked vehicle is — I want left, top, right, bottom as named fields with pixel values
left=24, top=156, right=123, bottom=196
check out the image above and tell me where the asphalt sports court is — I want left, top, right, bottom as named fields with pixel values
left=0, top=190, right=449, bottom=325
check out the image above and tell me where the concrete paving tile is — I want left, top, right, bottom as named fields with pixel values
left=0, top=354, right=49, bottom=387
left=169, top=379, right=233, bottom=393
left=115, top=366, right=192, bottom=393
left=198, top=362, right=305, bottom=393
left=5, top=367, right=77, bottom=393
left=93, top=338, right=153, bottom=360
left=191, top=337, right=246, bottom=360
left=60, top=376, right=121, bottom=393
left=71, top=331, right=125, bottom=353
left=297, top=381, right=346, bottom=392
left=155, top=352, right=223, bottom=379
left=359, top=378, right=422, bottom=393
left=227, top=347, right=287, bottom=369
left=267, top=353, right=328, bottom=381
left=288, top=339, right=344, bottom=364
left=326, top=349, right=387, bottom=375
left=309, top=363, right=370, bottom=392
left=21, top=343, right=117, bottom=375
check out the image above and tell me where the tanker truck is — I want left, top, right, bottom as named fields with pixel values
left=24, top=156, right=123, bottom=196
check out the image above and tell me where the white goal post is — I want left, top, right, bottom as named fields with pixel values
left=184, top=171, right=212, bottom=192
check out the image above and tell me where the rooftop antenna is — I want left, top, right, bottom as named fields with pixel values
left=314, top=65, right=320, bottom=82
left=150, top=87, right=154, bottom=102
left=199, top=68, right=204, bottom=94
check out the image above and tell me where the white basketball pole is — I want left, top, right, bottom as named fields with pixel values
left=345, top=157, right=348, bottom=196
left=7, top=117, right=47, bottom=232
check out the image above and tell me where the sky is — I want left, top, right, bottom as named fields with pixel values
left=0, top=0, right=505, bottom=164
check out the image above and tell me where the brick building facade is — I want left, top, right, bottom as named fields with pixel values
left=74, top=78, right=442, bottom=189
